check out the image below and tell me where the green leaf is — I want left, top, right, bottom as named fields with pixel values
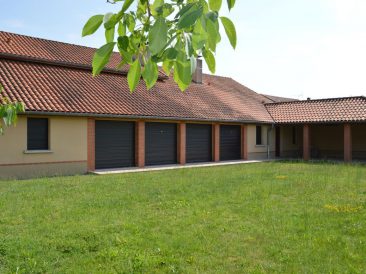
left=174, top=51, right=192, bottom=91
left=206, top=11, right=218, bottom=22
left=118, top=21, right=126, bottom=36
left=122, top=0, right=134, bottom=13
left=151, top=0, right=164, bottom=17
left=82, top=15, right=103, bottom=37
left=127, top=59, right=141, bottom=92
left=192, top=18, right=207, bottom=50
left=175, top=3, right=195, bottom=19
left=206, top=18, right=218, bottom=52
left=163, top=48, right=178, bottom=60
left=126, top=14, right=136, bottom=33
left=220, top=16, right=237, bottom=49
left=162, top=4, right=174, bottom=17
left=92, top=42, right=116, bottom=76
left=137, top=1, right=147, bottom=14
left=177, top=5, right=203, bottom=29
left=227, top=0, right=236, bottom=10
left=209, top=0, right=222, bottom=11
left=104, top=13, right=118, bottom=29
left=203, top=48, right=216, bottom=73
left=16, top=102, right=25, bottom=113
left=149, top=17, right=168, bottom=55
left=142, top=59, right=158, bottom=90
left=162, top=59, right=173, bottom=76
left=105, top=27, right=115, bottom=43
left=117, top=36, right=129, bottom=51
left=117, top=36, right=133, bottom=64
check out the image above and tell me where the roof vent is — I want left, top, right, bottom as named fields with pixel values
left=307, top=97, right=311, bottom=101
left=192, top=58, right=202, bottom=84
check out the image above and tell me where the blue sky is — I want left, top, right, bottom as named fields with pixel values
left=1, top=0, right=366, bottom=99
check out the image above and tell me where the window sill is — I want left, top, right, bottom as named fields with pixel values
left=23, top=150, right=53, bottom=154
left=255, top=145, right=266, bottom=147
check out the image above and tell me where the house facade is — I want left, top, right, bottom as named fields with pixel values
left=0, top=32, right=365, bottom=179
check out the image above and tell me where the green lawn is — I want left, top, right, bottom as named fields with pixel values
left=0, top=162, right=365, bottom=273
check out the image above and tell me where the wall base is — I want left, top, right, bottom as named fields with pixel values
left=0, top=162, right=87, bottom=180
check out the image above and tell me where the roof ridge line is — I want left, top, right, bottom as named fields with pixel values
left=0, top=52, right=128, bottom=76
left=0, top=52, right=169, bottom=80
left=260, top=94, right=276, bottom=103
left=264, top=95, right=366, bottom=106
left=0, top=30, right=99, bottom=52
left=0, top=31, right=168, bottom=79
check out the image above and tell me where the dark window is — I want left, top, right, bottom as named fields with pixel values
left=256, top=125, right=262, bottom=145
left=292, top=126, right=297, bottom=145
left=27, top=118, right=49, bottom=150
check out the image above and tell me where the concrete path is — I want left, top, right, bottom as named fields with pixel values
left=93, top=160, right=270, bottom=175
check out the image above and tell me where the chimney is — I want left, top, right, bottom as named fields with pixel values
left=192, top=58, right=203, bottom=84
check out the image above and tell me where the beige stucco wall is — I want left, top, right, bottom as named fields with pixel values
left=0, top=162, right=87, bottom=180
left=0, top=116, right=88, bottom=179
left=247, top=124, right=275, bottom=160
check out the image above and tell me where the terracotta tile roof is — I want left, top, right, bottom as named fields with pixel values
left=261, top=94, right=298, bottom=103
left=0, top=31, right=167, bottom=78
left=0, top=32, right=273, bottom=123
left=0, top=31, right=121, bottom=70
left=3, top=32, right=364, bottom=124
left=265, top=97, right=366, bottom=123
left=0, top=58, right=274, bottom=123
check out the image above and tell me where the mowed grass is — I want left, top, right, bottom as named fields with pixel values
left=0, top=162, right=366, bottom=273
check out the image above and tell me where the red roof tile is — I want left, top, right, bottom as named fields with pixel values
left=2, top=32, right=364, bottom=124
left=261, top=94, right=298, bottom=103
left=0, top=31, right=122, bottom=70
left=0, top=58, right=274, bottom=122
left=0, top=31, right=167, bottom=78
left=265, top=97, right=366, bottom=123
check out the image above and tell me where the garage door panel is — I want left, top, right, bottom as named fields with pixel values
left=146, top=123, right=177, bottom=165
left=186, top=124, right=212, bottom=163
left=95, top=121, right=135, bottom=169
left=220, top=125, right=241, bottom=161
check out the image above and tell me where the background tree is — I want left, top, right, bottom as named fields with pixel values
left=82, top=0, right=237, bottom=92
left=0, top=85, right=25, bottom=134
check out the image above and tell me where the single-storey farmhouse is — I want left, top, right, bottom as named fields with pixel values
left=0, top=31, right=365, bottom=179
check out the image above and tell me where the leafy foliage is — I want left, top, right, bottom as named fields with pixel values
left=82, top=0, right=237, bottom=92
left=0, top=84, right=25, bottom=135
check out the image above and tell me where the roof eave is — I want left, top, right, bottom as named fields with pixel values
left=22, top=110, right=273, bottom=124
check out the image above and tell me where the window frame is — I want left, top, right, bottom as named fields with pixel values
left=256, top=125, right=263, bottom=146
left=27, top=117, right=50, bottom=151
